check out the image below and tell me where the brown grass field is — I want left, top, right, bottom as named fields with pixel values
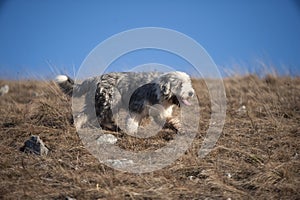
left=0, top=75, right=299, bottom=199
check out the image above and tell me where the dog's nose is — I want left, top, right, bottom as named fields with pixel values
left=188, top=91, right=194, bottom=97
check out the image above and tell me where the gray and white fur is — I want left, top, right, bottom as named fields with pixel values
left=56, top=72, right=160, bottom=131
left=55, top=71, right=194, bottom=133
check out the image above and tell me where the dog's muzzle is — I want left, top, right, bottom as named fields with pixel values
left=180, top=90, right=194, bottom=106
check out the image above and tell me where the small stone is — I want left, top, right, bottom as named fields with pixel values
left=32, top=92, right=40, bottom=97
left=293, top=152, right=299, bottom=159
left=237, top=105, right=247, bottom=113
left=226, top=172, right=232, bottom=178
left=188, top=175, right=195, bottom=181
left=96, top=134, right=117, bottom=145
left=0, top=85, right=9, bottom=96
left=20, top=135, right=49, bottom=156
left=106, top=159, right=134, bottom=168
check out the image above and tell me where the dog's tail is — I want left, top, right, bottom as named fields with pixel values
left=55, top=75, right=74, bottom=96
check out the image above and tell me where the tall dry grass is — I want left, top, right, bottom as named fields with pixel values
left=0, top=73, right=299, bottom=199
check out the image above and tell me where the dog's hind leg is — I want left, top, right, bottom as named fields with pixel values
left=164, top=117, right=184, bottom=134
left=125, top=117, right=139, bottom=135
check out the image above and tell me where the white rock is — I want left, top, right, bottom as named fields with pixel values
left=106, top=159, right=134, bottom=168
left=226, top=172, right=232, bottom=178
left=96, top=134, right=117, bottom=145
left=237, top=105, right=247, bottom=113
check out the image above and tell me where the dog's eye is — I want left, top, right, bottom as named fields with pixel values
left=188, top=91, right=194, bottom=97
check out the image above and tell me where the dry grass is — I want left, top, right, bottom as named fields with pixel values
left=0, top=75, right=299, bottom=199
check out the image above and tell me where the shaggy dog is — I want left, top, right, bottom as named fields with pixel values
left=55, top=71, right=195, bottom=134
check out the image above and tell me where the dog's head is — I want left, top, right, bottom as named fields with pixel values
left=156, top=71, right=195, bottom=106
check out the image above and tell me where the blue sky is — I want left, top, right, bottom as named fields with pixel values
left=0, top=0, right=299, bottom=79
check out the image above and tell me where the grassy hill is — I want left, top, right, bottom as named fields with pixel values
left=0, top=75, right=299, bottom=199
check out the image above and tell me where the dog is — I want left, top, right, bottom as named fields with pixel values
left=55, top=71, right=195, bottom=134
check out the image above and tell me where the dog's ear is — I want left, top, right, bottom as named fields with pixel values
left=157, top=74, right=173, bottom=97
left=160, top=81, right=171, bottom=96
